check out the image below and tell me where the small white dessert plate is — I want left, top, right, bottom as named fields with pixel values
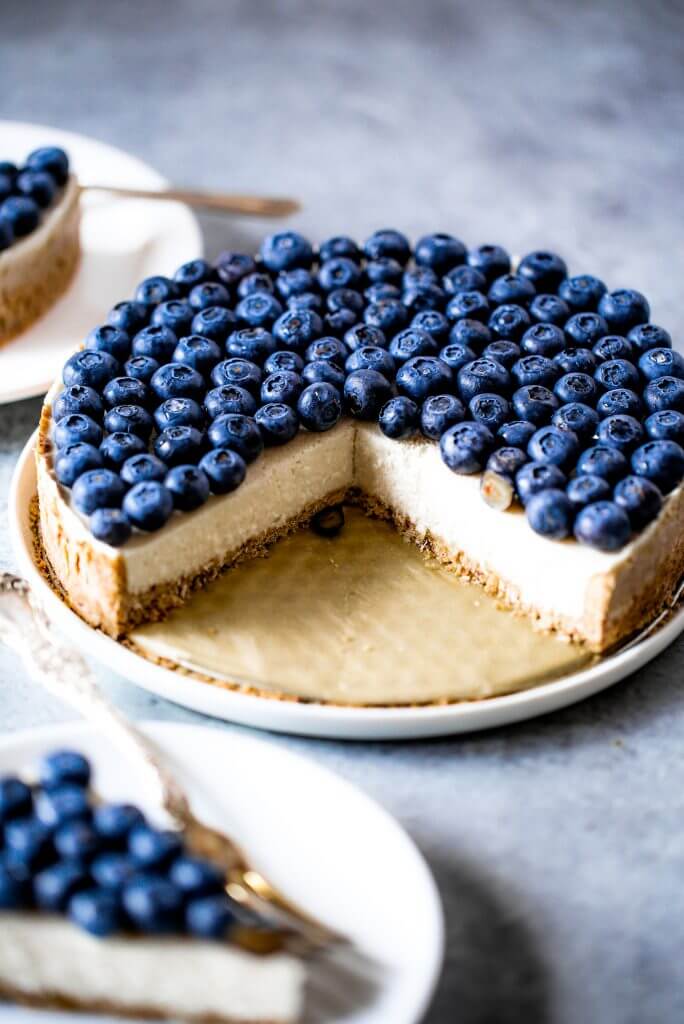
left=0, top=120, right=202, bottom=406
left=9, top=434, right=684, bottom=740
left=0, top=721, right=444, bottom=1024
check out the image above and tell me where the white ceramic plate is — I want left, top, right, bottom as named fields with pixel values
left=0, top=120, right=202, bottom=405
left=0, top=721, right=443, bottom=1024
left=9, top=435, right=684, bottom=740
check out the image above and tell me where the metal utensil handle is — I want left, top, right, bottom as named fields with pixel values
left=0, top=573, right=191, bottom=824
left=82, top=185, right=300, bottom=218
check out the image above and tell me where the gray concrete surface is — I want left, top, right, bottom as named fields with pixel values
left=1, top=1, right=684, bottom=1020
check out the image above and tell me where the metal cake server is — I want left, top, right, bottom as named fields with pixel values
left=81, top=185, right=300, bottom=218
left=0, top=572, right=381, bottom=1022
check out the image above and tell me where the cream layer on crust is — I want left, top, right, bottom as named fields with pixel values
left=0, top=913, right=303, bottom=1023
left=36, top=397, right=684, bottom=652
left=0, top=175, right=80, bottom=344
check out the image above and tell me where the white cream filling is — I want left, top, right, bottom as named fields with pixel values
left=0, top=913, right=303, bottom=1023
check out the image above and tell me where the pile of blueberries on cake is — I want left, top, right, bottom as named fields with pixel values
left=0, top=147, right=70, bottom=248
left=52, top=229, right=684, bottom=551
left=0, top=750, right=241, bottom=939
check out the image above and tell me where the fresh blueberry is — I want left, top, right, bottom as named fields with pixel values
left=363, top=229, right=411, bottom=264
left=55, top=443, right=103, bottom=488
left=645, top=410, right=684, bottom=446
left=551, top=402, right=599, bottom=444
left=488, top=273, right=536, bottom=306
left=301, top=360, right=344, bottom=389
left=403, top=282, right=447, bottom=313
left=191, top=307, right=237, bottom=345
left=448, top=318, right=491, bottom=351
left=235, top=291, right=283, bottom=329
left=566, top=474, right=611, bottom=510
left=344, top=369, right=393, bottom=420
left=378, top=396, right=420, bottom=439
left=488, top=303, right=532, bottom=342
left=527, top=425, right=579, bottom=469
left=0, top=777, right=32, bottom=823
left=93, top=803, right=145, bottom=846
left=576, top=445, right=629, bottom=484
left=511, top=354, right=558, bottom=390
left=364, top=298, right=409, bottom=337
left=135, top=276, right=178, bottom=307
left=366, top=256, right=403, bottom=285
left=318, top=235, right=361, bottom=263
left=553, top=347, right=597, bottom=376
left=520, top=323, right=565, bottom=358
left=297, top=382, right=343, bottom=432
left=225, top=327, right=275, bottom=364
left=237, top=272, right=275, bottom=298
left=26, top=145, right=69, bottom=185
left=438, top=342, right=477, bottom=374
left=458, top=358, right=510, bottom=402
left=207, top=414, right=263, bottom=462
left=518, top=250, right=567, bottom=291
left=597, top=414, right=644, bottom=454
left=40, top=750, right=91, bottom=791
left=123, top=875, right=184, bottom=934
left=124, top=355, right=160, bottom=385
left=639, top=347, right=684, bottom=383
left=592, top=335, right=633, bottom=364
left=410, top=311, right=450, bottom=346
left=643, top=376, right=684, bottom=414
left=325, top=307, right=366, bottom=338
left=151, top=363, right=204, bottom=403
left=172, top=335, right=222, bottom=377
left=469, top=393, right=510, bottom=433
left=275, top=268, right=315, bottom=298
left=122, top=481, right=174, bottom=531
left=272, top=309, right=324, bottom=353
left=318, top=257, right=362, bottom=292
left=442, top=265, right=487, bottom=296
left=132, top=325, right=178, bottom=363
left=92, top=852, right=139, bottom=889
left=389, top=327, right=438, bottom=363
left=189, top=282, right=231, bottom=311
left=100, top=432, right=147, bottom=470
left=186, top=893, right=236, bottom=939
left=446, top=290, right=489, bottom=324
left=108, top=300, right=148, bottom=336
left=199, top=448, right=247, bottom=494
left=63, top=350, right=119, bottom=391
left=85, top=325, right=131, bottom=363
left=565, top=312, right=609, bottom=348
left=164, top=465, right=210, bottom=511
left=420, top=394, right=466, bottom=439
left=104, top=405, right=154, bottom=440
left=614, top=475, right=663, bottom=530
left=69, top=888, right=122, bottom=937
left=396, top=356, right=453, bottom=402
left=151, top=300, right=194, bottom=337
left=627, top=323, right=672, bottom=354
left=364, top=282, right=400, bottom=304
left=170, top=856, right=224, bottom=899
left=102, top=376, right=150, bottom=409
left=0, top=161, right=17, bottom=180
left=0, top=855, right=32, bottom=908
left=153, top=425, right=205, bottom=467
left=594, top=358, right=640, bottom=392
left=120, top=453, right=167, bottom=486
left=15, top=168, right=56, bottom=208
left=35, top=784, right=90, bottom=830
left=72, top=469, right=126, bottom=514
left=529, top=294, right=571, bottom=326
left=215, top=251, right=257, bottom=287
left=211, top=358, right=262, bottom=396
left=440, top=421, right=494, bottom=474
left=511, top=384, right=559, bottom=425
left=558, top=274, right=606, bottom=312
left=574, top=501, right=631, bottom=550
left=515, top=462, right=567, bottom=505
left=155, top=397, right=206, bottom=432
left=4, top=817, right=53, bottom=869
left=402, top=266, right=437, bottom=291
left=554, top=372, right=598, bottom=407
left=344, top=323, right=386, bottom=353
left=255, top=402, right=299, bottom=445
left=34, top=861, right=89, bottom=911
left=89, top=508, right=132, bottom=546
left=482, top=340, right=520, bottom=369
left=598, top=289, right=650, bottom=332
left=326, top=287, right=364, bottom=316
left=261, top=231, right=313, bottom=272
left=631, top=440, right=684, bottom=493
left=53, top=384, right=104, bottom=423
left=54, top=819, right=101, bottom=861
left=54, top=413, right=103, bottom=449
left=0, top=214, right=13, bottom=249
left=0, top=172, right=13, bottom=204
left=173, top=258, right=214, bottom=291
left=304, top=336, right=347, bottom=368
left=414, top=232, right=466, bottom=273
left=260, top=370, right=303, bottom=407
left=497, top=420, right=537, bottom=449
left=128, top=824, right=183, bottom=870
left=0, top=196, right=40, bottom=236
left=486, top=446, right=528, bottom=480
left=264, top=350, right=305, bottom=375
left=467, top=244, right=511, bottom=282
left=204, top=385, right=256, bottom=420
left=596, top=388, right=641, bottom=419
left=526, top=489, right=574, bottom=539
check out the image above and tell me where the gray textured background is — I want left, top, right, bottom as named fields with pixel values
left=2, top=1, right=684, bottom=1021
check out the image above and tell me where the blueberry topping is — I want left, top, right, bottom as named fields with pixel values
left=260, top=370, right=303, bottom=408
left=511, top=384, right=559, bottom=425
left=69, top=888, right=123, bottom=937
left=553, top=372, right=598, bottom=407
left=469, top=393, right=510, bottom=432
left=169, top=856, right=224, bottom=899
left=520, top=323, right=566, bottom=358
left=165, top=465, right=210, bottom=511
left=104, top=405, right=154, bottom=440
left=344, top=323, right=386, bottom=352
left=54, top=413, right=103, bottom=450
left=40, top=750, right=91, bottom=791
left=108, top=301, right=148, bottom=336
left=592, top=335, right=633, bottom=364
left=92, top=852, right=139, bottom=890
left=204, top=385, right=256, bottom=420
left=63, top=350, right=119, bottom=391
left=440, top=421, right=494, bottom=474
left=305, top=336, right=348, bottom=368
left=186, top=894, right=236, bottom=939
left=132, top=325, right=178, bottom=363
left=442, top=265, right=487, bottom=296
left=488, top=303, right=531, bottom=341
left=486, top=446, right=528, bottom=481
left=53, top=384, right=104, bottom=423
left=199, top=448, right=247, bottom=494
left=396, top=356, right=453, bottom=402
left=566, top=474, right=611, bottom=510
left=1, top=196, right=40, bottom=236
left=574, top=501, right=631, bottom=551
left=122, top=875, right=184, bottom=934
left=26, top=145, right=69, bottom=185
left=458, top=358, right=510, bottom=402
left=151, top=363, right=205, bottom=403
left=364, top=298, right=408, bottom=336
left=488, top=273, right=536, bottom=307
left=515, top=462, right=567, bottom=505
left=120, top=453, right=167, bottom=486
left=173, top=258, right=214, bottom=291
left=527, top=425, right=579, bottom=469
left=235, top=291, right=283, bottom=328
left=207, top=414, right=263, bottom=462
left=301, top=360, right=345, bottom=389
left=551, top=402, right=599, bottom=444
left=135, top=276, right=178, bottom=307
left=565, top=312, right=609, bottom=348
left=273, top=309, right=324, bottom=352
left=54, top=819, right=101, bottom=861
left=93, top=803, right=145, bottom=846
left=598, top=288, right=650, bottom=332
left=526, top=489, right=574, bottom=539
left=411, top=310, right=451, bottom=345
left=275, top=268, right=315, bottom=298
left=318, top=236, right=360, bottom=263
left=122, top=481, right=174, bottom=531
left=154, top=425, right=206, bottom=467
left=576, top=445, right=629, bottom=484
left=631, top=440, right=684, bottom=493
left=558, top=274, right=606, bottom=312
left=297, top=382, right=342, bottom=432
left=421, top=394, right=466, bottom=440
left=85, top=325, right=131, bottom=363
left=156, top=396, right=206, bottom=431
left=211, top=358, right=262, bottom=396
left=151, top=300, right=194, bottom=337
left=379, top=396, right=420, bottom=439
left=102, top=376, right=150, bottom=410
left=614, top=475, right=663, bottom=530
left=100, top=431, right=147, bottom=470
left=215, top=251, right=257, bottom=287
left=496, top=419, right=537, bottom=449
left=327, top=287, right=364, bottom=316
left=172, top=335, right=222, bottom=377
left=255, top=402, right=300, bottom=445
left=482, top=340, right=520, bottom=369
left=90, top=508, right=132, bottom=548
left=597, top=414, right=644, bottom=454
left=34, top=861, right=89, bottom=911
left=189, top=282, right=231, bottom=312
left=344, top=369, right=393, bottom=420
left=4, top=818, right=53, bottom=868
left=124, top=355, right=160, bottom=385
left=72, top=469, right=126, bottom=515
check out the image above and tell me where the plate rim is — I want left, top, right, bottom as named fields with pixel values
left=0, top=718, right=445, bottom=1024
left=9, top=432, right=684, bottom=740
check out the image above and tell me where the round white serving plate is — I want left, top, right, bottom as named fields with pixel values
left=9, top=435, right=684, bottom=741
left=0, top=120, right=202, bottom=406
left=0, top=721, right=444, bottom=1024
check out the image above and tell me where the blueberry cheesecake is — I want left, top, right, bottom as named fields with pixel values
left=0, top=146, right=80, bottom=344
left=0, top=749, right=303, bottom=1022
left=36, top=232, right=684, bottom=654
